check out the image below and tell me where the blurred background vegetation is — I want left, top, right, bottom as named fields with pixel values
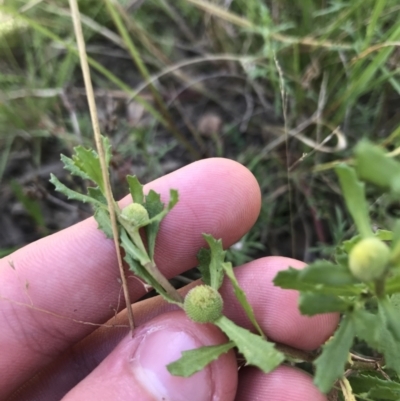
left=0, top=0, right=399, bottom=265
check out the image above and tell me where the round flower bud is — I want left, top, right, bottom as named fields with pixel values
left=184, top=285, right=223, bottom=324
left=349, top=237, right=390, bottom=282
left=120, top=203, right=149, bottom=227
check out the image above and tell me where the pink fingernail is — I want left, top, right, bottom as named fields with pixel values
left=131, top=325, right=213, bottom=401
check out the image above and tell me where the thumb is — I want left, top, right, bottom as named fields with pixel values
left=62, top=310, right=238, bottom=401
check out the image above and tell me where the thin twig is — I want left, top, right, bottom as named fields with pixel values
left=0, top=295, right=129, bottom=328
left=69, top=0, right=135, bottom=333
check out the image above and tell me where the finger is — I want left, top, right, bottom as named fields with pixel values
left=220, top=257, right=339, bottom=350
left=235, top=366, right=327, bottom=401
left=0, top=158, right=261, bottom=399
left=10, top=257, right=338, bottom=400
left=62, top=311, right=237, bottom=401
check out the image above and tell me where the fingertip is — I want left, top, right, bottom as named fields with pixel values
left=63, top=311, right=238, bottom=401
left=221, top=257, right=339, bottom=350
left=235, top=366, right=328, bottom=401
left=141, top=158, right=262, bottom=276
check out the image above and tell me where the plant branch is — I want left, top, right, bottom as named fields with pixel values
left=144, top=261, right=184, bottom=303
left=69, top=0, right=135, bottom=332
left=275, top=343, right=383, bottom=373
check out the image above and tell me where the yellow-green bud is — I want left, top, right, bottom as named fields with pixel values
left=120, top=203, right=149, bottom=227
left=349, top=237, right=390, bottom=282
left=184, top=285, right=223, bottom=324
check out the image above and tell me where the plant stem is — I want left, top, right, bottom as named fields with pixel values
left=275, top=343, right=382, bottom=372
left=119, top=219, right=183, bottom=304
left=374, top=277, right=386, bottom=298
left=144, top=261, right=183, bottom=303
left=339, top=377, right=357, bottom=401
left=69, top=0, right=135, bottom=332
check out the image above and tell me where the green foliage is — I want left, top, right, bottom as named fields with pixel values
left=350, top=375, right=400, bottom=400
left=126, top=175, right=144, bottom=205
left=215, top=316, right=284, bottom=374
left=314, top=316, right=355, bottom=394
left=274, top=262, right=361, bottom=296
left=222, top=261, right=264, bottom=337
left=167, top=342, right=235, bottom=377
left=274, top=142, right=400, bottom=394
left=144, top=189, right=178, bottom=261
left=355, top=141, right=400, bottom=194
left=335, top=164, right=373, bottom=238
left=200, top=234, right=226, bottom=291
left=53, top=136, right=287, bottom=380
left=50, top=174, right=104, bottom=207
left=299, top=293, right=352, bottom=315
left=5, top=0, right=400, bottom=397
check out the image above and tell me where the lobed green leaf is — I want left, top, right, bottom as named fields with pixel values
left=93, top=207, right=113, bottom=239
left=350, top=375, right=400, bottom=401
left=126, top=175, right=144, bottom=205
left=314, top=316, right=355, bottom=393
left=273, top=262, right=362, bottom=296
left=215, top=316, right=284, bottom=374
left=299, top=293, right=352, bottom=316
left=87, top=187, right=107, bottom=204
left=222, top=262, right=264, bottom=336
left=384, top=271, right=400, bottom=294
left=197, top=248, right=211, bottom=286
left=341, top=230, right=392, bottom=254
left=144, top=189, right=178, bottom=261
left=335, top=164, right=373, bottom=238
left=167, top=342, right=235, bottom=377
left=73, top=146, right=106, bottom=192
left=353, top=309, right=381, bottom=349
left=354, top=306, right=400, bottom=373
left=355, top=140, right=400, bottom=193
left=120, top=228, right=150, bottom=265
left=121, top=230, right=181, bottom=306
left=202, top=234, right=226, bottom=291
left=102, top=136, right=112, bottom=167
left=378, top=297, right=400, bottom=343
left=50, top=174, right=103, bottom=207
left=60, top=154, right=91, bottom=180
left=379, top=326, right=400, bottom=374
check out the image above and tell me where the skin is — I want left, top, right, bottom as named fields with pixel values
left=0, top=158, right=339, bottom=400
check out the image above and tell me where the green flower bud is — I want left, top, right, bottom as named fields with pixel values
left=184, top=285, right=223, bottom=324
left=349, top=237, right=390, bottom=282
left=120, top=203, right=149, bottom=227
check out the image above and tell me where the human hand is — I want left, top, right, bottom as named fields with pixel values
left=0, top=158, right=339, bottom=401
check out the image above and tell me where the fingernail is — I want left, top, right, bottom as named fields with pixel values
left=130, top=317, right=213, bottom=401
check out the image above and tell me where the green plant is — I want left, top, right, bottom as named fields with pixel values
left=51, top=137, right=286, bottom=378
left=274, top=140, right=400, bottom=397
left=52, top=137, right=400, bottom=399
left=3, top=0, right=400, bottom=398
